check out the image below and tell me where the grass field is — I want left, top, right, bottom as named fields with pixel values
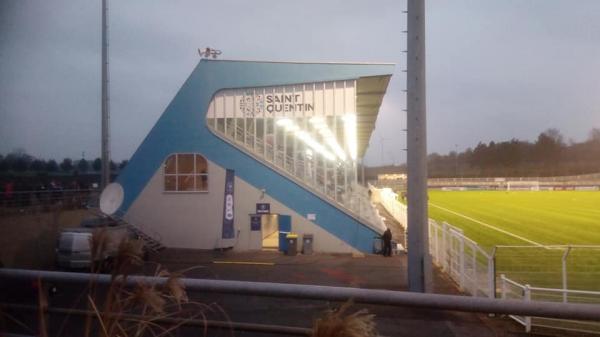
left=428, top=190, right=600, bottom=290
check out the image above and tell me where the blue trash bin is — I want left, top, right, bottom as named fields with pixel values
left=279, top=231, right=289, bottom=252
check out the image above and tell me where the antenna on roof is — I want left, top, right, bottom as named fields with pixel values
left=198, top=47, right=222, bottom=59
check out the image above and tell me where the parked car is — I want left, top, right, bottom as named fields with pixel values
left=55, top=224, right=132, bottom=271
left=56, top=231, right=93, bottom=270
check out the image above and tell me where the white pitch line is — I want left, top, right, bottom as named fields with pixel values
left=429, top=202, right=544, bottom=247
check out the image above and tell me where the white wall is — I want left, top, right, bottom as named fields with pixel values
left=125, top=156, right=358, bottom=254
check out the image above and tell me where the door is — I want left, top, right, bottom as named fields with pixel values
left=278, top=215, right=291, bottom=252
left=261, top=214, right=279, bottom=250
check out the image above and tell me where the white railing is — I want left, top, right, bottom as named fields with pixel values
left=500, top=274, right=600, bottom=334
left=429, top=220, right=496, bottom=299
left=370, top=186, right=407, bottom=228
left=372, top=185, right=495, bottom=299
left=372, top=184, right=600, bottom=334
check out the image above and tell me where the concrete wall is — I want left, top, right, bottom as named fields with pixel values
left=125, top=156, right=358, bottom=254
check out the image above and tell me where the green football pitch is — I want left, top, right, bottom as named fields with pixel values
left=428, top=190, right=600, bottom=290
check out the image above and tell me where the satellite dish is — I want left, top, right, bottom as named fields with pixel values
left=99, top=182, right=124, bottom=216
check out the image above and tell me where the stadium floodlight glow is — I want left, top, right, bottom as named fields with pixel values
left=309, top=117, right=347, bottom=161
left=296, top=130, right=336, bottom=161
left=343, top=114, right=357, bottom=161
left=276, top=118, right=300, bottom=133
left=276, top=118, right=336, bottom=161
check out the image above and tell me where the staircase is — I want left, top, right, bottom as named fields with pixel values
left=122, top=222, right=165, bottom=253
left=86, top=206, right=165, bottom=253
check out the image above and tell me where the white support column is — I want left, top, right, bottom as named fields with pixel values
left=524, top=284, right=532, bottom=332
left=332, top=82, right=338, bottom=202
left=212, top=95, right=217, bottom=130
left=272, top=87, right=277, bottom=164
left=312, top=83, right=318, bottom=188
left=488, top=247, right=497, bottom=299
left=562, top=246, right=572, bottom=303
left=361, top=158, right=365, bottom=186
left=234, top=91, right=238, bottom=141
left=263, top=87, right=267, bottom=158
left=322, top=83, right=328, bottom=196
left=459, top=235, right=465, bottom=290
left=224, top=94, right=228, bottom=137
left=407, top=0, right=431, bottom=293
left=253, top=88, right=257, bottom=151
left=472, top=247, right=478, bottom=296
left=343, top=81, right=349, bottom=197
left=292, top=86, right=297, bottom=175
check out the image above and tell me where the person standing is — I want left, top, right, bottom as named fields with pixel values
left=382, top=228, right=392, bottom=257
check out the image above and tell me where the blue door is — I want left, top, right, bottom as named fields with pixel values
left=278, top=215, right=291, bottom=252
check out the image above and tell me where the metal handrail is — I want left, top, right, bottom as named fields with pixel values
left=1, top=268, right=599, bottom=321
left=218, top=123, right=384, bottom=231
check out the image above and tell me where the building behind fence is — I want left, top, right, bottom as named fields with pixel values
left=371, top=185, right=600, bottom=334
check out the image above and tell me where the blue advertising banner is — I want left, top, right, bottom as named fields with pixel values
left=222, top=169, right=235, bottom=239
left=250, top=215, right=261, bottom=231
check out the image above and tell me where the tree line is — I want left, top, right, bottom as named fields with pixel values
left=0, top=149, right=128, bottom=175
left=428, top=128, right=600, bottom=178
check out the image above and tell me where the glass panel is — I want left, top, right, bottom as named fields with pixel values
left=195, top=174, right=208, bottom=191
left=226, top=118, right=235, bottom=138
left=177, top=154, right=194, bottom=174
left=164, top=155, right=176, bottom=174
left=195, top=155, right=208, bottom=174
left=165, top=175, right=176, bottom=191
left=256, top=118, right=264, bottom=155
left=245, top=117, right=254, bottom=148
left=217, top=118, right=225, bottom=133
left=177, top=175, right=195, bottom=191
left=265, top=118, right=274, bottom=162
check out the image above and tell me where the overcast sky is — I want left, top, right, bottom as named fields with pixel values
left=1, top=1, right=599, bottom=165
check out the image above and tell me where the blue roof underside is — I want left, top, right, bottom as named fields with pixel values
left=117, top=60, right=394, bottom=252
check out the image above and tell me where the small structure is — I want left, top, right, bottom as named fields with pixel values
left=116, top=59, right=393, bottom=254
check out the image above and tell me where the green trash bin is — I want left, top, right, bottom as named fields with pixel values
left=286, top=233, right=298, bottom=256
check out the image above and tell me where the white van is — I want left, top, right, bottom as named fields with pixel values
left=56, top=231, right=93, bottom=269
left=55, top=225, right=131, bottom=270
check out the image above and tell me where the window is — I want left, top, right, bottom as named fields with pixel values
left=164, top=154, right=208, bottom=192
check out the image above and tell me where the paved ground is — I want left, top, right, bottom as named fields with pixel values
left=1, top=248, right=583, bottom=337
left=0, top=207, right=581, bottom=337
left=147, top=249, right=544, bottom=337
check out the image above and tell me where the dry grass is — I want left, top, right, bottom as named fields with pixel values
left=3, top=228, right=380, bottom=337
left=80, top=230, right=231, bottom=337
left=312, top=301, right=378, bottom=337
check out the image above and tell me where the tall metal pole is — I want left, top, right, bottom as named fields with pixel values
left=407, top=0, right=431, bottom=292
left=101, top=0, right=111, bottom=190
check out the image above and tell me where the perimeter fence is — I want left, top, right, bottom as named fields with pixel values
left=371, top=185, right=600, bottom=334
left=0, top=188, right=98, bottom=216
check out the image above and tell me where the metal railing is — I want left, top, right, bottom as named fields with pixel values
left=211, top=122, right=386, bottom=233
left=372, top=185, right=600, bottom=334
left=428, top=220, right=495, bottom=299
left=500, top=274, right=600, bottom=334
left=1, top=268, right=599, bottom=322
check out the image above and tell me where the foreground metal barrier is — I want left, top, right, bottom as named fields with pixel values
left=1, top=268, right=599, bottom=321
